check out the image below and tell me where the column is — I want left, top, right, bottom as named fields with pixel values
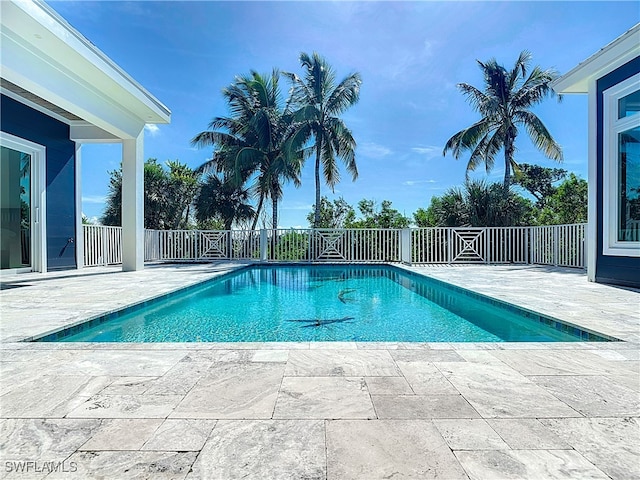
left=122, top=130, right=144, bottom=271
left=75, top=143, right=84, bottom=269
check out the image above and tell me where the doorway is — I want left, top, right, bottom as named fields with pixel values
left=0, top=133, right=46, bottom=273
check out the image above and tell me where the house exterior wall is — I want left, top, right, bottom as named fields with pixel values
left=1, top=94, right=77, bottom=271
left=595, top=57, right=640, bottom=288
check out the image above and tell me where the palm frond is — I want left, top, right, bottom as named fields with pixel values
left=514, top=110, right=563, bottom=161
left=458, top=83, right=491, bottom=114
left=443, top=119, right=492, bottom=159
left=326, top=72, right=362, bottom=115
left=508, top=50, right=531, bottom=89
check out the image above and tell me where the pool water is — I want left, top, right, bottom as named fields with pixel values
left=43, top=265, right=610, bottom=343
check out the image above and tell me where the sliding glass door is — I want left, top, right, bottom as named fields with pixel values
left=0, top=132, right=46, bottom=273
left=0, top=145, right=31, bottom=270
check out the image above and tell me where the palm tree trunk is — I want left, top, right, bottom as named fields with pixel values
left=503, top=129, right=515, bottom=189
left=314, top=139, right=323, bottom=228
left=251, top=193, right=265, bottom=231
left=272, top=192, right=278, bottom=233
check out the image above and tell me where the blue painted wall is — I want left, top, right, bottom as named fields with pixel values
left=596, top=57, right=640, bottom=288
left=1, top=94, right=77, bottom=271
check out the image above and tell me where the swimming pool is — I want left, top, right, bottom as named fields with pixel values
left=37, top=265, right=612, bottom=343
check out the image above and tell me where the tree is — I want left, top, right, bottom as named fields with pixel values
left=415, top=190, right=467, bottom=227
left=536, top=173, right=587, bottom=225
left=102, top=159, right=198, bottom=229
left=306, top=196, right=355, bottom=228
left=285, top=52, right=362, bottom=227
left=192, top=70, right=305, bottom=231
left=195, top=174, right=255, bottom=230
left=443, top=51, right=563, bottom=188
left=164, top=160, right=200, bottom=229
left=418, top=180, right=534, bottom=227
left=513, top=163, right=567, bottom=207
left=345, top=199, right=411, bottom=228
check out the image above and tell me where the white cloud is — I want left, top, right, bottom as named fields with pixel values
left=145, top=124, right=160, bottom=136
left=403, top=180, right=436, bottom=186
left=81, top=212, right=101, bottom=225
left=359, top=142, right=392, bottom=159
left=82, top=195, right=107, bottom=204
left=411, top=146, right=442, bottom=159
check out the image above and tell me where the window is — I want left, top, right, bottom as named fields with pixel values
left=603, top=73, right=640, bottom=256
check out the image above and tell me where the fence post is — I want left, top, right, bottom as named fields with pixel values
left=578, top=225, right=589, bottom=270
left=400, top=228, right=412, bottom=265
left=484, top=228, right=489, bottom=264
left=447, top=228, right=453, bottom=263
left=553, top=225, right=559, bottom=266
left=102, top=226, right=108, bottom=266
left=260, top=229, right=268, bottom=261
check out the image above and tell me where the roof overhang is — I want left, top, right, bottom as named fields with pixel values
left=0, top=0, right=170, bottom=139
left=552, top=23, right=640, bottom=94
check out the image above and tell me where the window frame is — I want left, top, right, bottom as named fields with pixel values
left=602, top=73, right=640, bottom=257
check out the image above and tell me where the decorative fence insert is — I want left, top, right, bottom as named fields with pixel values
left=83, top=224, right=586, bottom=269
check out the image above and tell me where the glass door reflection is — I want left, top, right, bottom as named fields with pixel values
left=1, top=146, right=31, bottom=269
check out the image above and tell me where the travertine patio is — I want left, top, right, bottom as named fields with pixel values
left=0, top=263, right=638, bottom=479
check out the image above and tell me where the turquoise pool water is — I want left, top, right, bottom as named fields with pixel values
left=40, top=265, right=610, bottom=343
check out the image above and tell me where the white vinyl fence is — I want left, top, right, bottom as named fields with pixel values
left=84, top=224, right=587, bottom=269
left=83, top=225, right=123, bottom=266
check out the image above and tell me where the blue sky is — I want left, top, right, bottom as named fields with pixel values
left=51, top=1, right=638, bottom=227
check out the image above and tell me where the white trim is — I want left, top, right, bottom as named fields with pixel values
left=552, top=23, right=640, bottom=94
left=31, top=0, right=171, bottom=118
left=587, top=78, right=597, bottom=281
left=602, top=73, right=640, bottom=257
left=0, top=131, right=47, bottom=273
left=75, top=144, right=83, bottom=269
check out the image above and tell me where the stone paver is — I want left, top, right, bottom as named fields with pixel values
left=486, top=418, right=571, bottom=450
left=285, top=349, right=400, bottom=376
left=327, top=420, right=468, bottom=479
left=454, top=449, right=610, bottom=479
left=188, top=420, right=325, bottom=480
left=141, top=419, right=216, bottom=452
left=47, top=451, right=197, bottom=479
left=529, top=375, right=640, bottom=417
left=274, top=377, right=376, bottom=419
left=437, top=362, right=582, bottom=418
left=0, top=263, right=638, bottom=478
left=433, top=419, right=509, bottom=450
left=540, top=417, right=640, bottom=480
left=171, top=362, right=284, bottom=419
left=373, top=394, right=480, bottom=419
left=78, top=419, right=163, bottom=451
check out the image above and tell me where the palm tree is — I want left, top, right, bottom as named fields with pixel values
left=195, top=174, right=255, bottom=230
left=284, top=53, right=362, bottom=227
left=192, top=70, right=305, bottom=230
left=443, top=51, right=563, bottom=188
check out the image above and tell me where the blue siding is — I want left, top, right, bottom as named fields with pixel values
left=596, top=57, right=640, bottom=288
left=1, top=94, right=77, bottom=271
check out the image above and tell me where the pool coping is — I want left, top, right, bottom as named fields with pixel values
left=21, top=262, right=623, bottom=344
